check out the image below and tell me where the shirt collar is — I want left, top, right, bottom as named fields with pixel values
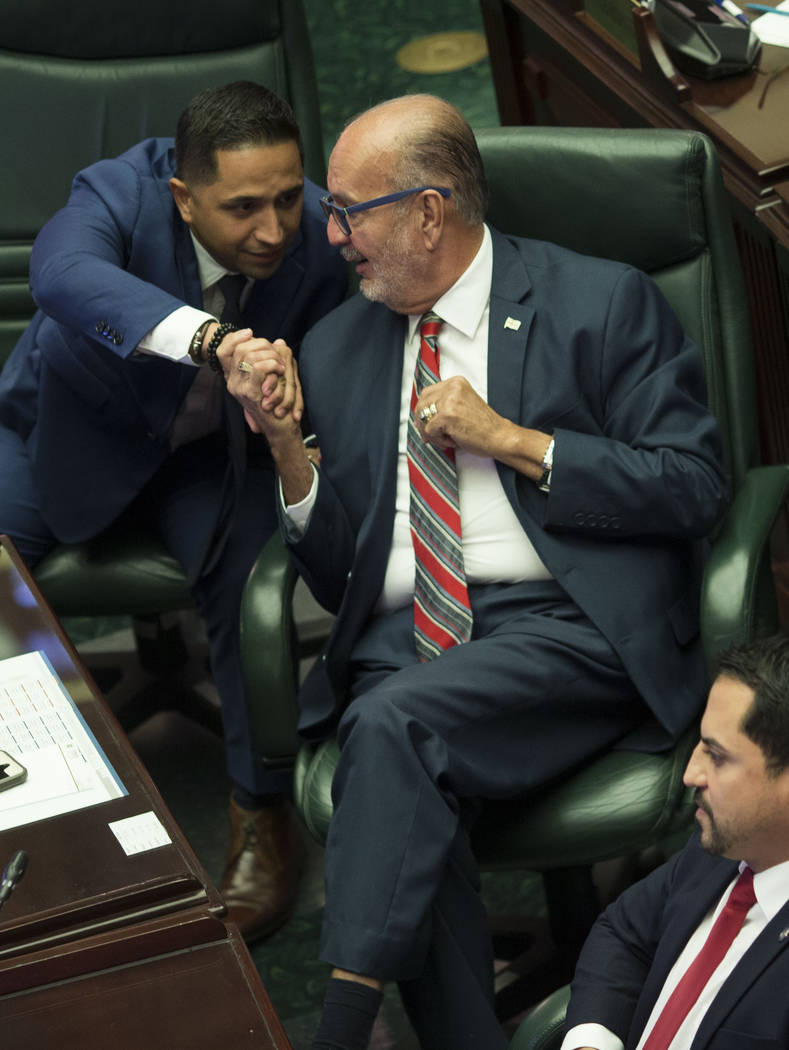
left=407, top=224, right=492, bottom=341
left=190, top=231, right=241, bottom=292
left=743, top=857, right=789, bottom=922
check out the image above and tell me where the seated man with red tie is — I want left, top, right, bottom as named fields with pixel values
left=562, top=632, right=789, bottom=1050
left=225, top=94, right=728, bottom=1049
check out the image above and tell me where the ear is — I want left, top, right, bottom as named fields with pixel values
left=169, top=177, right=193, bottom=225
left=417, top=189, right=446, bottom=251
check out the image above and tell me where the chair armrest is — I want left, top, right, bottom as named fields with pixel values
left=702, top=464, right=789, bottom=665
left=508, top=984, right=571, bottom=1050
left=240, top=531, right=301, bottom=769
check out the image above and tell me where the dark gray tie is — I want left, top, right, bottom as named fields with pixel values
left=202, top=273, right=250, bottom=577
left=219, top=273, right=247, bottom=326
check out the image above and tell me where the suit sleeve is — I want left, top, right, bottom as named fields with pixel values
left=564, top=848, right=685, bottom=1041
left=543, top=267, right=728, bottom=540
left=281, top=469, right=358, bottom=614
left=29, top=157, right=187, bottom=358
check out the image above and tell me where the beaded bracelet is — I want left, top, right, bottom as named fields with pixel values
left=188, top=319, right=214, bottom=365
left=205, top=322, right=237, bottom=376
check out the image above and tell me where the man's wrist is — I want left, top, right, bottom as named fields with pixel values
left=270, top=433, right=315, bottom=505
left=188, top=319, right=215, bottom=365
left=205, top=322, right=235, bottom=375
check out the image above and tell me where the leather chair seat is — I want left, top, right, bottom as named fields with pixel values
left=296, top=728, right=696, bottom=869
left=35, top=533, right=190, bottom=617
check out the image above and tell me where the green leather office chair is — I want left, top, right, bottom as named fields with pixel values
left=0, top=0, right=325, bottom=727
left=508, top=985, right=570, bottom=1050
left=239, top=127, right=789, bottom=1001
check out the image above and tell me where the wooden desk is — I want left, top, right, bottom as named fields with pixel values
left=0, top=536, right=292, bottom=1047
left=1, top=911, right=292, bottom=1049
left=480, top=0, right=789, bottom=465
left=0, top=537, right=224, bottom=963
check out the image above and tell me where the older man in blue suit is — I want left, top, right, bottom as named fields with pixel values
left=227, top=94, right=728, bottom=1049
left=562, top=633, right=789, bottom=1050
left=0, top=81, right=348, bottom=941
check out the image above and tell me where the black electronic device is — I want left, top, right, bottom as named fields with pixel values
left=653, top=0, right=762, bottom=78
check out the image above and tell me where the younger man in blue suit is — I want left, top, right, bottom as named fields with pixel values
left=0, top=81, right=348, bottom=940
left=562, top=633, right=789, bottom=1049
left=227, top=94, right=728, bottom=1047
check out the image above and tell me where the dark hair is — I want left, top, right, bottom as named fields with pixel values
left=175, top=81, right=302, bottom=185
left=714, top=632, right=789, bottom=775
left=384, top=97, right=488, bottom=226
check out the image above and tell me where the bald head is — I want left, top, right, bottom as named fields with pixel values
left=326, top=95, right=487, bottom=314
left=339, top=94, right=488, bottom=227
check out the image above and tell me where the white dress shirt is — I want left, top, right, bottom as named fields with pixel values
left=561, top=856, right=789, bottom=1050
left=285, top=224, right=552, bottom=609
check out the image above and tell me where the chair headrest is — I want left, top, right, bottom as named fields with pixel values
left=477, top=126, right=712, bottom=275
left=1, top=0, right=281, bottom=59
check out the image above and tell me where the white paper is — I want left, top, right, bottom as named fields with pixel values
left=0, top=650, right=126, bottom=831
left=109, top=811, right=172, bottom=855
left=750, top=1, right=789, bottom=46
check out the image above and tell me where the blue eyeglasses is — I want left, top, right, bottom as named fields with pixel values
left=319, top=186, right=451, bottom=236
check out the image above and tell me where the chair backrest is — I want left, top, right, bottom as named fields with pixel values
left=476, top=126, right=759, bottom=497
left=0, top=0, right=325, bottom=365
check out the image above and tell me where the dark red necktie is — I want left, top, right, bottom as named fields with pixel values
left=641, top=866, right=756, bottom=1050
left=406, top=312, right=472, bottom=661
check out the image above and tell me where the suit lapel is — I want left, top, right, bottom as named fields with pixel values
left=486, top=229, right=534, bottom=423
left=486, top=230, right=535, bottom=513
left=690, top=900, right=789, bottom=1049
left=354, top=309, right=406, bottom=584
left=324, top=307, right=406, bottom=668
left=627, top=860, right=739, bottom=1048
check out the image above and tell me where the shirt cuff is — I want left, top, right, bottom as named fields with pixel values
left=559, top=1023, right=624, bottom=1050
left=137, top=305, right=215, bottom=365
left=280, top=465, right=319, bottom=537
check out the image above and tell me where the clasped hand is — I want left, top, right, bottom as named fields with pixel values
left=219, top=329, right=303, bottom=437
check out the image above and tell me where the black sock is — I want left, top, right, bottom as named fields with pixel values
left=311, top=977, right=383, bottom=1050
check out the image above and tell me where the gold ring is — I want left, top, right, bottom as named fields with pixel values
left=237, top=360, right=253, bottom=373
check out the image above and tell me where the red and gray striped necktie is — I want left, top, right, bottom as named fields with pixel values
left=407, top=311, right=473, bottom=661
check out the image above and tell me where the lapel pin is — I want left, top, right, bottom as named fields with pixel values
left=779, top=928, right=789, bottom=941
left=504, top=316, right=521, bottom=331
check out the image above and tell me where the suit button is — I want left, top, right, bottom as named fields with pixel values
left=95, top=320, right=106, bottom=334
left=113, top=333, right=123, bottom=345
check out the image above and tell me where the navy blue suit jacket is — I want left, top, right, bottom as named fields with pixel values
left=566, top=834, right=789, bottom=1048
left=286, top=228, right=727, bottom=741
left=0, top=137, right=348, bottom=542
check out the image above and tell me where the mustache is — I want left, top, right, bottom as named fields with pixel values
left=694, top=789, right=712, bottom=817
left=341, top=246, right=364, bottom=263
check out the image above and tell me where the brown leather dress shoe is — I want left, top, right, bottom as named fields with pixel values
left=219, top=795, right=306, bottom=942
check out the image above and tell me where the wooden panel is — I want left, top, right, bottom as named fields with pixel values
left=0, top=912, right=292, bottom=1049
